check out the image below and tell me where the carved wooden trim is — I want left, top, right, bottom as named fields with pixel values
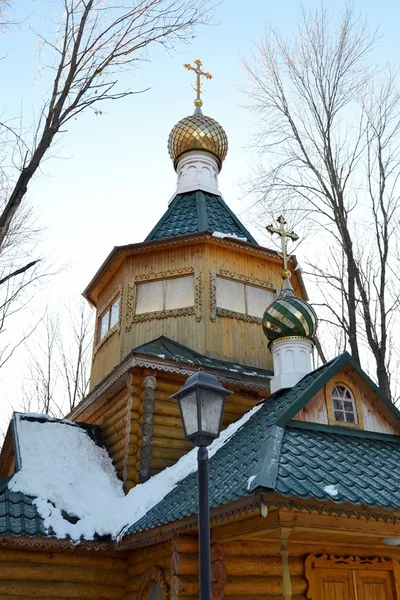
left=125, top=268, right=202, bottom=330
left=93, top=285, right=122, bottom=355
left=210, top=268, right=275, bottom=323
left=325, top=375, right=364, bottom=430
left=305, top=554, right=400, bottom=600
left=218, top=269, right=274, bottom=289
left=137, top=566, right=169, bottom=600
left=139, top=375, right=157, bottom=483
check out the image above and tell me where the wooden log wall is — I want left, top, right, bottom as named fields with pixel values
left=0, top=547, right=128, bottom=599
left=127, top=540, right=173, bottom=600
left=87, top=372, right=142, bottom=491
left=149, top=373, right=261, bottom=478
left=121, top=372, right=143, bottom=491
left=221, top=539, right=306, bottom=600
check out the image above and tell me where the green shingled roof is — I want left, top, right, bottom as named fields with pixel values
left=128, top=353, right=400, bottom=534
left=132, top=336, right=272, bottom=380
left=0, top=476, right=48, bottom=537
left=145, top=190, right=258, bottom=244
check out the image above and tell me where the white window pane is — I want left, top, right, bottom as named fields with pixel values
left=216, top=277, right=246, bottom=313
left=99, top=312, right=109, bottom=340
left=110, top=297, right=120, bottom=328
left=136, top=281, right=163, bottom=314
left=165, top=276, right=194, bottom=310
left=246, top=286, right=275, bottom=318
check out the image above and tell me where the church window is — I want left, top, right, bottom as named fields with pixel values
left=216, top=276, right=274, bottom=319
left=331, top=385, right=357, bottom=424
left=135, top=275, right=195, bottom=315
left=147, top=585, right=164, bottom=600
left=98, top=295, right=120, bottom=341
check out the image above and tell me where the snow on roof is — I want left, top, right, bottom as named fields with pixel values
left=9, top=405, right=262, bottom=541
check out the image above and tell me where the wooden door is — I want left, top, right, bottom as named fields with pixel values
left=355, top=570, right=396, bottom=600
left=306, top=554, right=400, bottom=600
left=315, top=568, right=356, bottom=600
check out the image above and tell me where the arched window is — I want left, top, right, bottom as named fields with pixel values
left=332, top=385, right=357, bottom=424
left=147, top=584, right=164, bottom=600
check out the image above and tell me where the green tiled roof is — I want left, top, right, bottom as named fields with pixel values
left=0, top=476, right=48, bottom=537
left=145, top=190, right=258, bottom=244
left=132, top=335, right=272, bottom=380
left=129, top=353, right=400, bottom=533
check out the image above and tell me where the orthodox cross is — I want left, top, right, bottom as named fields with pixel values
left=266, top=215, right=299, bottom=275
left=184, top=59, right=213, bottom=108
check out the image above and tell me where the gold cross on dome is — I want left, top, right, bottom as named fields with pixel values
left=184, top=59, right=213, bottom=109
left=266, top=215, right=299, bottom=277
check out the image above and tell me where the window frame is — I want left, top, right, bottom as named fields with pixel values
left=126, top=268, right=202, bottom=328
left=94, top=287, right=122, bottom=353
left=325, top=377, right=364, bottom=429
left=211, top=268, right=275, bottom=323
left=135, top=275, right=195, bottom=315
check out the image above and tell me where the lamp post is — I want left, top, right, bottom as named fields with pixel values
left=172, top=370, right=232, bottom=600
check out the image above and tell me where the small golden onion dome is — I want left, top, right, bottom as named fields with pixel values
left=168, top=113, right=228, bottom=171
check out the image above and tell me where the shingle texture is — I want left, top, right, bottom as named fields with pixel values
left=145, top=190, right=257, bottom=244
left=129, top=353, right=400, bottom=533
left=277, top=426, right=400, bottom=508
left=133, top=336, right=272, bottom=380
left=0, top=476, right=48, bottom=537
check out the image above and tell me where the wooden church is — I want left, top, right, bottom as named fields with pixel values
left=1, top=60, right=400, bottom=600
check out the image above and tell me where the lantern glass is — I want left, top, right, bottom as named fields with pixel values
left=179, top=390, right=199, bottom=438
left=199, top=388, right=225, bottom=438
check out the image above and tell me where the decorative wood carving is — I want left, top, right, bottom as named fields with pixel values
left=125, top=267, right=202, bottom=330
left=139, top=375, right=157, bottom=483
left=325, top=375, right=365, bottom=430
left=305, top=554, right=400, bottom=600
left=137, top=566, right=169, bottom=600
left=93, top=285, right=122, bottom=355
left=210, top=268, right=275, bottom=323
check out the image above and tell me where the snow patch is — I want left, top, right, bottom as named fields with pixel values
left=212, top=231, right=247, bottom=242
left=10, top=405, right=262, bottom=541
left=247, top=475, right=256, bottom=490
left=156, top=354, right=166, bottom=359
left=323, top=484, right=339, bottom=497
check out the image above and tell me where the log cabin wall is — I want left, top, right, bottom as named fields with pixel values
left=146, top=370, right=262, bottom=480
left=0, top=547, right=128, bottom=599
left=127, top=540, right=173, bottom=600
left=81, top=371, right=142, bottom=491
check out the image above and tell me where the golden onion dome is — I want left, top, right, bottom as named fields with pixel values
left=168, top=112, right=228, bottom=171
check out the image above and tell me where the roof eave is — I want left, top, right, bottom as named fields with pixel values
left=82, top=232, right=287, bottom=306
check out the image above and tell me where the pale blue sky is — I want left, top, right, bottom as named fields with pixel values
left=0, top=0, right=399, bottom=414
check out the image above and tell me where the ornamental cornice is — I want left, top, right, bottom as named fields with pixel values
left=84, top=232, right=291, bottom=305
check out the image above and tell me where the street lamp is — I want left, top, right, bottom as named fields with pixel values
left=172, top=370, right=232, bottom=600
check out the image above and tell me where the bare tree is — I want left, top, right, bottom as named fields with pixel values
left=21, top=300, right=93, bottom=416
left=23, top=313, right=60, bottom=416
left=243, top=3, right=400, bottom=398
left=0, top=0, right=213, bottom=247
left=58, top=300, right=93, bottom=412
left=0, top=0, right=212, bottom=367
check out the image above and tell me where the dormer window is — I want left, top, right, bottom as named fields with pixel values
left=325, top=379, right=364, bottom=429
left=332, top=385, right=357, bottom=424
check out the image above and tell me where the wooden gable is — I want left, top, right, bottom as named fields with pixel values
left=293, top=364, right=400, bottom=435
